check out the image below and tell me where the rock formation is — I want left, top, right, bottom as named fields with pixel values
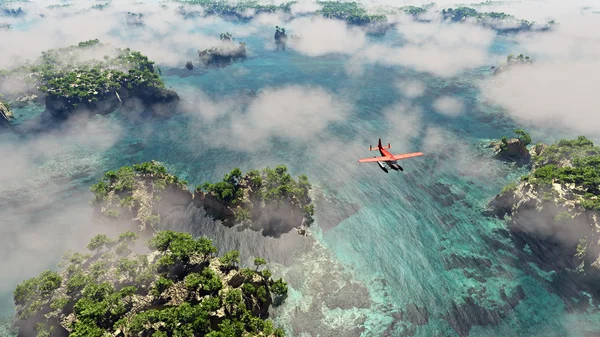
left=274, top=26, right=288, bottom=51
left=198, top=33, right=247, bottom=67
left=0, top=39, right=180, bottom=121
left=91, top=161, right=315, bottom=237
left=0, top=99, right=13, bottom=126
left=492, top=53, right=533, bottom=75
left=487, top=129, right=533, bottom=164
left=487, top=136, right=600, bottom=305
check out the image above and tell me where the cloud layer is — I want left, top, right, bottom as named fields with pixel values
left=479, top=13, right=600, bottom=135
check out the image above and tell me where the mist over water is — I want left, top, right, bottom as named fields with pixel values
left=2, top=3, right=600, bottom=336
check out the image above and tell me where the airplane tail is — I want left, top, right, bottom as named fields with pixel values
left=370, top=138, right=391, bottom=151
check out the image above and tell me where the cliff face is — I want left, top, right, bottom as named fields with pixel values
left=92, top=162, right=315, bottom=237
left=488, top=137, right=532, bottom=164
left=91, top=161, right=193, bottom=231
left=198, top=35, right=247, bottom=67
left=0, top=100, right=13, bottom=126
left=0, top=39, right=181, bottom=121
left=12, top=230, right=288, bottom=337
left=487, top=136, right=600, bottom=303
left=194, top=165, right=315, bottom=237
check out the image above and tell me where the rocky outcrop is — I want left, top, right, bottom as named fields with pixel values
left=12, top=230, right=288, bottom=337
left=91, top=161, right=192, bottom=231
left=488, top=137, right=531, bottom=164
left=274, top=26, right=288, bottom=50
left=492, top=53, right=533, bottom=75
left=194, top=166, right=315, bottom=237
left=0, top=100, right=13, bottom=126
left=0, top=40, right=181, bottom=121
left=92, top=162, right=315, bottom=237
left=198, top=33, right=247, bottom=67
left=487, top=136, right=600, bottom=304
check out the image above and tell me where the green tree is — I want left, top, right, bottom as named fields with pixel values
left=514, top=129, right=532, bottom=146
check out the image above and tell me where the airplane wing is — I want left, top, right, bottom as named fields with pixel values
left=392, top=152, right=424, bottom=160
left=358, top=152, right=424, bottom=163
left=358, top=156, right=392, bottom=163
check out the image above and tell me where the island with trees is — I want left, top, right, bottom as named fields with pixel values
left=172, top=0, right=555, bottom=34
left=12, top=229, right=288, bottom=336
left=91, top=161, right=314, bottom=237
left=198, top=33, right=247, bottom=68
left=274, top=26, right=288, bottom=51
left=0, top=96, right=13, bottom=126
left=492, top=53, right=534, bottom=75
left=487, top=135, right=600, bottom=305
left=125, top=12, right=144, bottom=26
left=488, top=129, right=533, bottom=164
left=0, top=39, right=180, bottom=121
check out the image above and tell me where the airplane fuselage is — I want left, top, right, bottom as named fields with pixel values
left=379, top=146, right=403, bottom=171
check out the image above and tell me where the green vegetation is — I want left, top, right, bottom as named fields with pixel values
left=316, top=1, right=387, bottom=25
left=197, top=165, right=314, bottom=225
left=440, top=7, right=551, bottom=31
left=173, top=0, right=553, bottom=32
left=514, top=129, right=532, bottom=146
left=507, top=136, right=600, bottom=210
left=91, top=161, right=189, bottom=230
left=0, top=39, right=176, bottom=117
left=12, top=230, right=288, bottom=336
left=506, top=53, right=533, bottom=65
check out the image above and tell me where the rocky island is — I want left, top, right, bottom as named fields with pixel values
left=487, top=136, right=600, bottom=304
left=487, top=129, right=533, bottom=164
left=12, top=230, right=288, bottom=336
left=274, top=26, right=288, bottom=51
left=0, top=97, right=13, bottom=126
left=0, top=39, right=180, bottom=121
left=198, top=33, right=247, bottom=68
left=172, top=1, right=554, bottom=35
left=492, top=53, right=534, bottom=75
left=125, top=12, right=144, bottom=26
left=91, top=161, right=314, bottom=237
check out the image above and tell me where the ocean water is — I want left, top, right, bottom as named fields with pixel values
left=1, top=19, right=599, bottom=337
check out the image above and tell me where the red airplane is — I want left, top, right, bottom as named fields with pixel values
left=358, top=138, right=423, bottom=173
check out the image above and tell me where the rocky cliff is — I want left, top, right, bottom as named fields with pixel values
left=0, top=39, right=180, bottom=122
left=12, top=230, right=288, bottom=337
left=198, top=33, right=247, bottom=67
left=487, top=129, right=533, bottom=165
left=492, top=53, right=533, bottom=75
left=91, top=161, right=315, bottom=237
left=0, top=100, right=13, bottom=126
left=487, top=136, right=600, bottom=304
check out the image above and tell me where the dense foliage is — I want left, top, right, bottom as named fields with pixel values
left=173, top=0, right=554, bottom=32
left=91, top=161, right=189, bottom=229
left=13, top=230, right=288, bottom=337
left=0, top=39, right=172, bottom=114
left=512, top=136, right=600, bottom=210
left=198, top=165, right=314, bottom=225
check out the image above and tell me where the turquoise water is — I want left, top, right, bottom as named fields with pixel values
left=1, top=17, right=600, bottom=337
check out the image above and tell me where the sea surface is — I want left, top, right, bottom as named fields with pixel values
left=1, top=14, right=599, bottom=337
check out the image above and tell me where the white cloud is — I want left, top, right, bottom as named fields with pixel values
left=395, top=80, right=426, bottom=99
left=433, top=96, right=465, bottom=117
left=347, top=19, right=496, bottom=78
left=181, top=85, right=352, bottom=151
left=286, top=17, right=368, bottom=57
left=479, top=14, right=600, bottom=135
